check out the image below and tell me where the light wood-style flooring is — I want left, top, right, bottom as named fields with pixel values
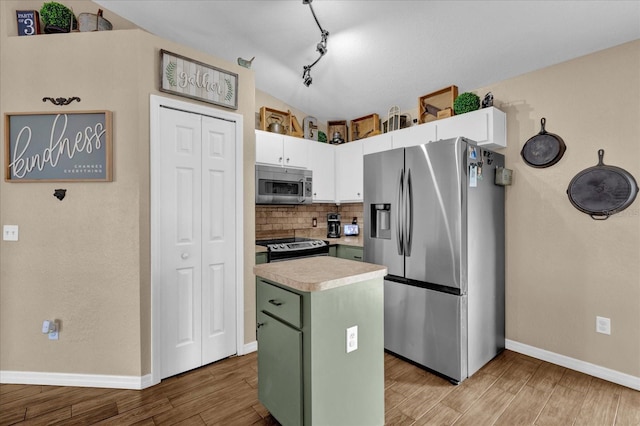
left=1, top=350, right=639, bottom=425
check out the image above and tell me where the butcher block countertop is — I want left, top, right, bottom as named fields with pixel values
left=254, top=256, right=387, bottom=292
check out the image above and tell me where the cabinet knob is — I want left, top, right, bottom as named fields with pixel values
left=181, top=253, right=189, bottom=259
left=286, top=157, right=290, bottom=163
left=257, top=322, right=265, bottom=329
left=279, top=156, right=283, bottom=163
left=268, top=299, right=283, bottom=306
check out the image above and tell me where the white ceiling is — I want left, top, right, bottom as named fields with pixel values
left=95, top=0, right=640, bottom=123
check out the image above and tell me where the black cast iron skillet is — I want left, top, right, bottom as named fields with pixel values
left=567, top=149, right=639, bottom=220
left=521, top=118, right=566, bottom=168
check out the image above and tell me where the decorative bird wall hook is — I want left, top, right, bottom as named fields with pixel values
left=237, top=57, right=255, bottom=69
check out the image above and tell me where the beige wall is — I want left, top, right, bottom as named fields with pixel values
left=478, top=40, right=639, bottom=377
left=0, top=0, right=256, bottom=377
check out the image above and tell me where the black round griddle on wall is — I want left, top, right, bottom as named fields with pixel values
left=567, top=149, right=639, bottom=220
left=521, top=118, right=566, bottom=168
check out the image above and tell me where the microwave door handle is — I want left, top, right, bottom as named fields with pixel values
left=405, top=168, right=413, bottom=256
left=298, top=178, right=305, bottom=204
left=396, top=168, right=404, bottom=255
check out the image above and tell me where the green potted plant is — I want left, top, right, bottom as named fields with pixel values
left=40, top=1, right=77, bottom=33
left=453, top=92, right=481, bottom=115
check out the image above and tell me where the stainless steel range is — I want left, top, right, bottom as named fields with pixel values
left=256, top=237, right=329, bottom=262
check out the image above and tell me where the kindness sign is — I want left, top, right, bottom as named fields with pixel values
left=5, top=111, right=112, bottom=182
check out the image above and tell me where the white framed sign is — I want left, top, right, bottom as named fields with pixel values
left=160, top=49, right=238, bottom=110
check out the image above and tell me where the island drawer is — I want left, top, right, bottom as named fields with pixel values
left=257, top=279, right=302, bottom=328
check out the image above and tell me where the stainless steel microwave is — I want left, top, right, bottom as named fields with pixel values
left=255, top=164, right=313, bottom=205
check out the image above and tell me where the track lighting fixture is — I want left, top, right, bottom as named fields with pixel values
left=301, top=0, right=329, bottom=87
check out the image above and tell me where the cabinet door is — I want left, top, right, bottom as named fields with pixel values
left=392, top=123, right=437, bottom=149
left=256, top=252, right=268, bottom=265
left=282, top=135, right=308, bottom=168
left=256, top=131, right=284, bottom=166
left=257, top=311, right=303, bottom=426
left=308, top=142, right=335, bottom=202
left=436, top=109, right=489, bottom=144
left=362, top=133, right=392, bottom=155
left=337, top=245, right=363, bottom=261
left=335, top=140, right=363, bottom=202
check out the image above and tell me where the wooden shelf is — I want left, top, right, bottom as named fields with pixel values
left=328, top=120, right=348, bottom=143
left=418, top=85, right=458, bottom=124
left=350, top=114, right=381, bottom=141
left=259, top=106, right=292, bottom=135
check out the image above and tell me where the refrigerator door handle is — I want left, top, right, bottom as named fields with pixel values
left=396, top=168, right=404, bottom=255
left=405, top=168, right=413, bottom=256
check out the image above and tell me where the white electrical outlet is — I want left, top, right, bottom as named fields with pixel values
left=3, top=225, right=19, bottom=241
left=346, top=325, right=358, bottom=353
left=42, top=320, right=59, bottom=340
left=596, top=316, right=611, bottom=335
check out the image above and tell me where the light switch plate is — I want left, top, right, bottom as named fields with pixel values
left=596, top=316, right=611, bottom=335
left=3, top=225, right=19, bottom=241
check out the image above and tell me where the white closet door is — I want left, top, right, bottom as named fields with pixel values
left=159, top=108, right=236, bottom=379
left=201, top=115, right=236, bottom=364
left=159, top=107, right=203, bottom=378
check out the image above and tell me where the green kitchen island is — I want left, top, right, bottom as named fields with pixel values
left=253, top=256, right=387, bottom=426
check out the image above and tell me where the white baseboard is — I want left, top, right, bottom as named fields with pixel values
left=0, top=370, right=153, bottom=390
left=506, top=339, right=640, bottom=391
left=1, top=343, right=258, bottom=390
left=7, top=341, right=633, bottom=391
left=243, top=340, right=257, bottom=354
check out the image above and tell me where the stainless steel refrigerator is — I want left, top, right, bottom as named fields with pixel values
left=364, top=137, right=505, bottom=384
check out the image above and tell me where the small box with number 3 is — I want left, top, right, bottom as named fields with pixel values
left=16, top=10, right=41, bottom=36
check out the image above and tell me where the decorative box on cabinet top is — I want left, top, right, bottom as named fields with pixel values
left=350, top=114, right=380, bottom=141
left=418, top=85, right=458, bottom=124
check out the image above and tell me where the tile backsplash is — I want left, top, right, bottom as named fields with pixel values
left=256, top=203, right=364, bottom=240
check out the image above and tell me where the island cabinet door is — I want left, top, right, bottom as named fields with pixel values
left=257, top=311, right=303, bottom=426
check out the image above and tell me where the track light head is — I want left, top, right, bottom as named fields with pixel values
left=302, top=66, right=313, bottom=87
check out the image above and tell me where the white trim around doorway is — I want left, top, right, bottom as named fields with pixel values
left=149, top=94, right=244, bottom=388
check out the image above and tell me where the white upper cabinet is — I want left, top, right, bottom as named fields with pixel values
left=435, top=107, right=506, bottom=149
left=391, top=124, right=437, bottom=149
left=335, top=140, right=364, bottom=203
left=308, top=142, right=335, bottom=202
left=390, top=107, right=506, bottom=150
left=255, top=130, right=308, bottom=168
left=362, top=132, right=393, bottom=155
